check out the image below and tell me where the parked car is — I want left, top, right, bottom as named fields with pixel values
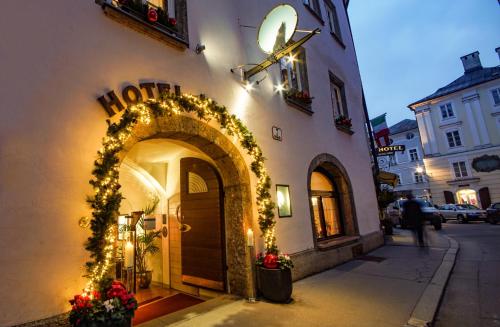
left=486, top=202, right=500, bottom=224
left=387, top=199, right=442, bottom=230
left=438, top=204, right=487, bottom=223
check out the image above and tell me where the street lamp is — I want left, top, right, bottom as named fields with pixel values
left=416, top=166, right=424, bottom=174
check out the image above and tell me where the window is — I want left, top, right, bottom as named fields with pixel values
left=324, top=1, right=342, bottom=40
left=409, top=149, right=419, bottom=162
left=329, top=72, right=348, bottom=118
left=491, top=88, right=500, bottom=106
left=406, top=132, right=415, bottom=140
left=414, top=172, right=424, bottom=183
left=396, top=174, right=402, bottom=185
left=446, top=130, right=462, bottom=148
left=100, top=0, right=187, bottom=47
left=310, top=171, right=343, bottom=240
left=453, top=161, right=468, bottom=178
left=440, top=103, right=455, bottom=120
left=281, top=48, right=309, bottom=102
left=303, top=0, right=322, bottom=18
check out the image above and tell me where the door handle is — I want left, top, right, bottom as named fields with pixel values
left=176, top=204, right=191, bottom=232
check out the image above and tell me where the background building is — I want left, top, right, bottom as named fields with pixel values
left=409, top=48, right=500, bottom=208
left=377, top=119, right=430, bottom=199
left=0, top=0, right=381, bottom=325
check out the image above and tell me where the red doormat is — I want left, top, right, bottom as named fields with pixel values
left=132, top=293, right=204, bottom=325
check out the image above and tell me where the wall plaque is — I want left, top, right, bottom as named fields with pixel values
left=472, top=154, right=500, bottom=173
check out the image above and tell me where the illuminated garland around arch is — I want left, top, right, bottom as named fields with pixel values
left=84, top=93, right=277, bottom=291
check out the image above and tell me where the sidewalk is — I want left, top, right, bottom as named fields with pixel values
left=140, top=228, right=455, bottom=327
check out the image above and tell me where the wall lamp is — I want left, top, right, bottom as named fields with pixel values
left=195, top=43, right=206, bottom=54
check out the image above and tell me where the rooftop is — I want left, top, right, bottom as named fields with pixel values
left=389, top=119, right=417, bottom=135
left=408, top=65, right=500, bottom=108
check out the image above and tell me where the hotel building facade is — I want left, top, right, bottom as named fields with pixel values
left=409, top=49, right=500, bottom=208
left=0, top=0, right=381, bottom=325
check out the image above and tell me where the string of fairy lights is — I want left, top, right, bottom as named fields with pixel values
left=83, top=93, right=277, bottom=292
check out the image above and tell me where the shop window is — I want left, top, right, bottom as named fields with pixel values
left=310, top=170, right=344, bottom=240
left=452, top=161, right=468, bottom=178
left=98, top=0, right=188, bottom=49
left=324, top=0, right=343, bottom=46
left=281, top=47, right=312, bottom=113
left=446, top=130, right=462, bottom=148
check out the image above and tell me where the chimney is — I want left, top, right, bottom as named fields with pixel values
left=460, top=51, right=482, bottom=73
left=496, top=47, right=500, bottom=62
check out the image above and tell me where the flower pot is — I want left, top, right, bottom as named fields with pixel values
left=256, top=266, right=292, bottom=303
left=74, top=318, right=131, bottom=327
left=137, top=271, right=153, bottom=289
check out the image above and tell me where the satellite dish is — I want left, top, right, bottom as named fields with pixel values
left=257, top=4, right=298, bottom=54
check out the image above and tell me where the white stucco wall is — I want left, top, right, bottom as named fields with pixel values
left=0, top=0, right=379, bottom=324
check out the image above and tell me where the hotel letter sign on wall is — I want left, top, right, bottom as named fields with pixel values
left=376, top=145, right=405, bottom=156
left=97, top=81, right=182, bottom=117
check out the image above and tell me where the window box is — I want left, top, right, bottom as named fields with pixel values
left=284, top=89, right=314, bottom=115
left=334, top=115, right=353, bottom=134
left=97, top=0, right=188, bottom=50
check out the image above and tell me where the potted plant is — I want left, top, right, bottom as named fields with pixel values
left=69, top=279, right=137, bottom=327
left=136, top=199, right=161, bottom=289
left=256, top=252, right=294, bottom=303
left=284, top=88, right=313, bottom=105
left=335, top=115, right=353, bottom=130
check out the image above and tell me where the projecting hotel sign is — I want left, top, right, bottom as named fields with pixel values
left=377, top=145, right=405, bottom=156
left=97, top=81, right=182, bottom=117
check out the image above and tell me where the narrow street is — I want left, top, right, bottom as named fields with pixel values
left=435, top=221, right=500, bottom=327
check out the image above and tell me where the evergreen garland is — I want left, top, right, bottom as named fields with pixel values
left=84, top=93, right=277, bottom=290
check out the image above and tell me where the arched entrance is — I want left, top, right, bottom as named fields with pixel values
left=307, top=153, right=358, bottom=244
left=117, top=114, right=254, bottom=297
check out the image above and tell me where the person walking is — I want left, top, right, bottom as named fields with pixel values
left=402, top=193, right=425, bottom=247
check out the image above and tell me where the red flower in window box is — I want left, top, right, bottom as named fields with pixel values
left=168, top=17, right=177, bottom=26
left=335, top=115, right=352, bottom=129
left=147, top=7, right=158, bottom=23
left=284, top=88, right=313, bottom=105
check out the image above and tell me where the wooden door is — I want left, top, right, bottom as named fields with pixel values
left=444, top=191, right=455, bottom=204
left=479, top=187, right=491, bottom=209
left=180, top=157, right=225, bottom=291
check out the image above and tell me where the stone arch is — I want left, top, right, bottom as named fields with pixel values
left=307, top=153, right=359, bottom=244
left=118, top=114, right=254, bottom=297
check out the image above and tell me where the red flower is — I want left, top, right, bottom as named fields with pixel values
left=147, top=8, right=158, bottom=23
left=263, top=253, right=278, bottom=269
left=168, top=18, right=177, bottom=26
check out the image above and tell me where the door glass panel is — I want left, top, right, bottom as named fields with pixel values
left=322, top=197, right=342, bottom=237
left=188, top=172, right=208, bottom=194
left=311, top=196, right=323, bottom=238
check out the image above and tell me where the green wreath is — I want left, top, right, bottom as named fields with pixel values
left=84, top=93, right=277, bottom=290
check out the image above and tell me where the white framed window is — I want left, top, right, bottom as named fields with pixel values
left=490, top=87, right=500, bottom=107
left=329, top=72, right=347, bottom=118
left=446, top=130, right=462, bottom=148
left=324, top=0, right=341, bottom=39
left=414, top=172, right=424, bottom=183
left=396, top=174, right=402, bottom=185
left=406, top=132, right=415, bottom=140
left=409, top=148, right=419, bottom=162
left=280, top=47, right=309, bottom=94
left=452, top=161, right=468, bottom=178
left=440, top=102, right=455, bottom=120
